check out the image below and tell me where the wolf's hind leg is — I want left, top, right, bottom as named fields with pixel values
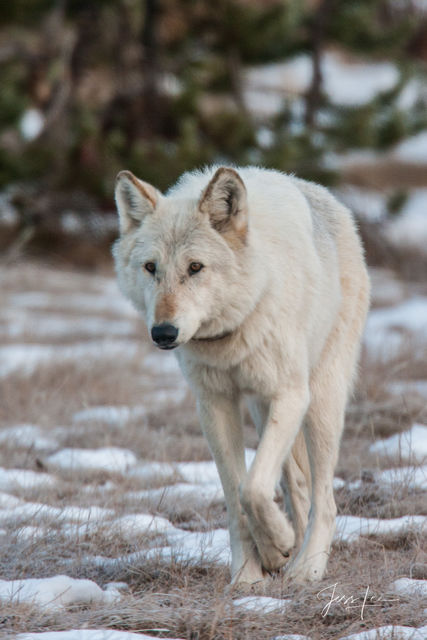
left=285, top=378, right=344, bottom=583
left=286, top=276, right=368, bottom=583
left=281, top=430, right=311, bottom=552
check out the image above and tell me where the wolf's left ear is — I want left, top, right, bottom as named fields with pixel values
left=115, top=170, right=160, bottom=234
left=199, top=167, right=248, bottom=236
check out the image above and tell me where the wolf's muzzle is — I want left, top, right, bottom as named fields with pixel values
left=151, top=323, right=179, bottom=349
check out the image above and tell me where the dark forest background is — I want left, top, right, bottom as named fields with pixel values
left=1, top=0, right=426, bottom=268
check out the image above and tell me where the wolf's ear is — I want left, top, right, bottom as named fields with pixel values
left=115, top=170, right=159, bottom=234
left=199, top=167, right=248, bottom=236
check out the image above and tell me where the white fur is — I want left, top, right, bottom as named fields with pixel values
left=113, top=165, right=370, bottom=585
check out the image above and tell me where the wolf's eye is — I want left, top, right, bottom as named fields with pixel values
left=189, top=262, right=203, bottom=275
left=144, top=262, right=156, bottom=274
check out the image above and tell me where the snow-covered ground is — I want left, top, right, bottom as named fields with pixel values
left=0, top=575, right=120, bottom=610
left=339, top=626, right=427, bottom=640
left=0, top=263, right=426, bottom=639
left=363, top=296, right=427, bottom=361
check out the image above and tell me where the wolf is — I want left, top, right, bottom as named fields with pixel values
left=113, top=165, right=370, bottom=586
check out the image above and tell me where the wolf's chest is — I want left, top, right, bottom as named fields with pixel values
left=181, top=348, right=281, bottom=399
left=230, top=353, right=280, bottom=397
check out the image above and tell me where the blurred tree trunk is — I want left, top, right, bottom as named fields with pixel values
left=140, top=0, right=162, bottom=137
left=227, top=45, right=248, bottom=115
left=70, top=3, right=99, bottom=85
left=305, top=0, right=334, bottom=127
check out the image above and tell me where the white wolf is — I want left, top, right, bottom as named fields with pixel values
left=113, top=166, right=370, bottom=586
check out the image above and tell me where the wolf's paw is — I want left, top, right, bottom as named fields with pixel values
left=228, top=576, right=265, bottom=595
left=259, top=547, right=289, bottom=572
left=254, top=515, right=295, bottom=572
left=229, top=565, right=265, bottom=591
left=242, top=502, right=295, bottom=569
left=285, top=551, right=328, bottom=584
left=228, top=574, right=274, bottom=596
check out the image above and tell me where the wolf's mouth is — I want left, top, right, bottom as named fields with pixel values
left=156, top=343, right=178, bottom=350
left=192, top=329, right=233, bottom=342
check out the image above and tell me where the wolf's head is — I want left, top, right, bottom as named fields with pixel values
left=113, top=167, right=256, bottom=350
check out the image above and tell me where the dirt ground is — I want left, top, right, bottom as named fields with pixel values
left=0, top=260, right=426, bottom=639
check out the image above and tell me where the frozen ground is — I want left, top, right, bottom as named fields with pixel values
left=0, top=263, right=426, bottom=639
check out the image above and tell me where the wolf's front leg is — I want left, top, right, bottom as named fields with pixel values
left=197, top=392, right=264, bottom=585
left=240, top=381, right=310, bottom=572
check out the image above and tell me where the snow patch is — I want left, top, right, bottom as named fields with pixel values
left=146, top=527, right=231, bottom=566
left=374, top=465, right=427, bottom=491
left=58, top=505, right=114, bottom=523
left=129, top=461, right=176, bottom=483
left=0, top=311, right=135, bottom=339
left=176, top=460, right=224, bottom=486
left=335, top=514, right=427, bottom=543
left=364, top=298, right=427, bottom=359
left=143, top=352, right=182, bottom=376
left=369, top=424, right=427, bottom=463
left=0, top=501, right=61, bottom=525
left=0, top=575, right=118, bottom=610
left=0, top=491, right=22, bottom=508
left=73, top=405, right=147, bottom=427
left=146, top=387, right=188, bottom=406
left=89, top=527, right=232, bottom=569
left=0, top=424, right=58, bottom=451
left=47, top=447, right=138, bottom=473
left=387, top=380, right=427, bottom=399
left=15, top=525, right=46, bottom=541
left=110, top=513, right=179, bottom=540
left=274, top=635, right=311, bottom=640
left=367, top=297, right=427, bottom=334
left=391, top=578, right=427, bottom=598
left=127, top=482, right=224, bottom=506
left=233, top=595, right=291, bottom=613
left=334, top=187, right=387, bottom=223
left=0, top=498, right=112, bottom=526
left=368, top=269, right=407, bottom=308
left=130, top=449, right=255, bottom=486
left=386, top=189, right=427, bottom=251
left=333, top=477, right=346, bottom=490
left=338, top=625, right=427, bottom=640
left=0, top=340, right=140, bottom=378
left=392, top=131, right=427, bottom=165
left=0, top=467, right=55, bottom=491
left=177, top=449, right=256, bottom=485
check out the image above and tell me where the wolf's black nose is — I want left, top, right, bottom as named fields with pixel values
left=151, top=323, right=179, bottom=346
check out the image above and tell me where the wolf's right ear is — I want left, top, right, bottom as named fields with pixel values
left=115, top=171, right=159, bottom=234
left=199, top=167, right=248, bottom=237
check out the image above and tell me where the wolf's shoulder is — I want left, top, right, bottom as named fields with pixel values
left=167, top=165, right=354, bottom=238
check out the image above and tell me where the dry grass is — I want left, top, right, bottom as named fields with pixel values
left=0, top=544, right=425, bottom=639
left=0, top=260, right=426, bottom=639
